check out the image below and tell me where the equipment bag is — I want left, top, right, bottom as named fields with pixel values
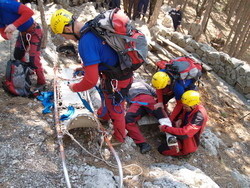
left=81, top=8, right=148, bottom=80
left=2, top=59, right=35, bottom=97
left=157, top=56, right=203, bottom=80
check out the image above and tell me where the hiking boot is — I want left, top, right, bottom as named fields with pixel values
left=167, top=135, right=178, bottom=147
left=137, top=142, right=152, bottom=154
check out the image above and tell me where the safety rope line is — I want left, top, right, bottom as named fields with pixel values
left=53, top=64, right=72, bottom=188
left=63, top=129, right=143, bottom=179
left=74, top=89, right=124, bottom=188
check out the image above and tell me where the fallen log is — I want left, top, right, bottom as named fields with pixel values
left=149, top=41, right=175, bottom=60
left=158, top=35, right=213, bottom=72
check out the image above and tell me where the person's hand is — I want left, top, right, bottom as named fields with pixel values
left=68, top=83, right=74, bottom=92
left=154, top=102, right=164, bottom=109
left=4, top=24, right=16, bottom=33
left=175, top=119, right=182, bottom=128
left=158, top=124, right=165, bottom=131
left=73, top=67, right=84, bottom=77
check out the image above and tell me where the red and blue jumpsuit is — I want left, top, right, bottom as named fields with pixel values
left=0, top=0, right=45, bottom=85
left=71, top=25, right=133, bottom=143
left=158, top=104, right=208, bottom=156
left=125, top=80, right=166, bottom=144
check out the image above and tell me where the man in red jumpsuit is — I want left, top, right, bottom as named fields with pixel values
left=125, top=79, right=173, bottom=154
left=158, top=90, right=208, bottom=156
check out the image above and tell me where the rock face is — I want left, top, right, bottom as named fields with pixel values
left=144, top=163, right=219, bottom=188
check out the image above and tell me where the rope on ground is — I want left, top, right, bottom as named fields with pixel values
left=64, top=130, right=143, bottom=179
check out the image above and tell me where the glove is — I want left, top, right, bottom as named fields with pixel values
left=159, top=118, right=172, bottom=127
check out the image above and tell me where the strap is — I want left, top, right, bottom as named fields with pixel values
left=60, top=106, right=75, bottom=121
left=95, top=86, right=108, bottom=118
left=130, top=100, right=149, bottom=106
left=76, top=92, right=94, bottom=113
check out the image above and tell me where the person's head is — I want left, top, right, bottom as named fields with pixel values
left=195, top=17, right=201, bottom=23
left=176, top=5, right=181, bottom=10
left=217, top=31, right=224, bottom=39
left=151, top=71, right=171, bottom=89
left=50, top=9, right=79, bottom=40
left=181, top=90, right=200, bottom=111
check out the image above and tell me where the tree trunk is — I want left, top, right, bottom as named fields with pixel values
left=228, top=0, right=249, bottom=56
left=148, top=0, right=163, bottom=28
left=37, top=0, right=47, bottom=49
left=237, top=30, right=250, bottom=57
left=226, top=0, right=242, bottom=25
left=196, top=0, right=208, bottom=17
left=224, top=0, right=247, bottom=49
left=201, top=0, right=215, bottom=33
left=224, top=0, right=234, bottom=13
left=233, top=13, right=250, bottom=57
left=182, top=0, right=189, bottom=14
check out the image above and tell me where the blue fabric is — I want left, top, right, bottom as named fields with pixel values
left=130, top=100, right=149, bottom=106
left=37, top=91, right=54, bottom=114
left=78, top=25, right=119, bottom=71
left=173, top=79, right=196, bottom=100
left=60, top=106, right=75, bottom=121
left=0, top=0, right=34, bottom=32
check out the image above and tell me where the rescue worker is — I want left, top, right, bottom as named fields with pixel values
left=50, top=9, right=133, bottom=145
left=135, top=0, right=150, bottom=20
left=151, top=70, right=196, bottom=121
left=158, top=90, right=208, bottom=156
left=169, top=5, right=182, bottom=31
left=188, top=17, right=202, bottom=41
left=125, top=79, right=170, bottom=154
left=0, top=0, right=46, bottom=88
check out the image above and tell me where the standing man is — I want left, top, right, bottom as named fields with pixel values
left=187, top=17, right=202, bottom=41
left=158, top=90, right=208, bottom=156
left=50, top=9, right=133, bottom=145
left=169, top=5, right=182, bottom=31
left=0, top=0, right=46, bottom=88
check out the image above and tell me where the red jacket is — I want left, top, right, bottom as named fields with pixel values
left=160, top=105, right=208, bottom=154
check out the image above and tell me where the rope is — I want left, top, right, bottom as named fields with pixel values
left=63, top=130, right=143, bottom=179
left=53, top=65, right=72, bottom=188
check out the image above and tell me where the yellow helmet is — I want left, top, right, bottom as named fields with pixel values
left=50, top=9, right=73, bottom=34
left=151, top=71, right=171, bottom=89
left=181, top=90, right=200, bottom=107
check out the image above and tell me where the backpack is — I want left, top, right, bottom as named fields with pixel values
left=156, top=56, right=203, bottom=80
left=2, top=59, right=36, bottom=97
left=81, top=8, right=148, bottom=80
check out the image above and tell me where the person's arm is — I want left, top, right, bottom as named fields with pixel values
left=13, top=4, right=34, bottom=28
left=159, top=111, right=204, bottom=139
left=4, top=4, right=34, bottom=38
left=69, top=64, right=99, bottom=92
left=156, top=89, right=163, bottom=103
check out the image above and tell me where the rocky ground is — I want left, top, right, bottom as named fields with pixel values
left=0, top=2, right=250, bottom=188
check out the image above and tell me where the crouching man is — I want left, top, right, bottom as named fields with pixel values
left=158, top=90, right=208, bottom=156
left=125, top=79, right=169, bottom=154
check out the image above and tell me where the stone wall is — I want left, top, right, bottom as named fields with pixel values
left=151, top=26, right=250, bottom=99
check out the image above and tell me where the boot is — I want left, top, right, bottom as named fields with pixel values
left=166, top=133, right=178, bottom=147
left=137, top=142, right=152, bottom=154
